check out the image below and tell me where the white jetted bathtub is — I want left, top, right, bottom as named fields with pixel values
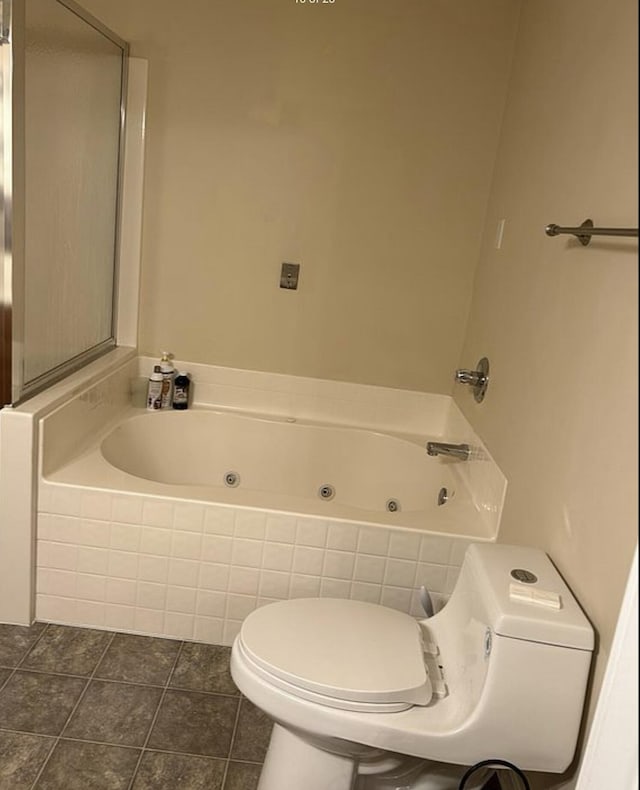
left=37, top=404, right=499, bottom=643
left=50, top=407, right=486, bottom=535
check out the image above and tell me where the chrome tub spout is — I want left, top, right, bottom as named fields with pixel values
left=426, top=441, right=471, bottom=460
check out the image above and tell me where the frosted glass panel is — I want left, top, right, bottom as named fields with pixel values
left=23, top=0, right=124, bottom=384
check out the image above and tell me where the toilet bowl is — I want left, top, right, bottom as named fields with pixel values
left=230, top=543, right=594, bottom=790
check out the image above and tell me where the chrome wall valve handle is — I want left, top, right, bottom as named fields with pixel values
left=455, top=369, right=484, bottom=386
left=454, top=357, right=489, bottom=403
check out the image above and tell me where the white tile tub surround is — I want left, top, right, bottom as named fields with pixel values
left=36, top=487, right=477, bottom=645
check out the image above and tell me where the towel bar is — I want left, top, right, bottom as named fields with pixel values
left=545, top=218, right=638, bottom=246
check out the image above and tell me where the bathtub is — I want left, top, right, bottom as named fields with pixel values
left=37, top=404, right=496, bottom=645
left=48, top=407, right=487, bottom=536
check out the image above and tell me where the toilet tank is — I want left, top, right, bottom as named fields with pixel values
left=427, top=543, right=594, bottom=771
left=464, top=543, right=594, bottom=651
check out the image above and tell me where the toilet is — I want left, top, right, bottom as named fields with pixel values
left=230, top=543, right=594, bottom=790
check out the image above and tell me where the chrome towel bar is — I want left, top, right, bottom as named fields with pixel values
left=545, top=218, right=638, bottom=246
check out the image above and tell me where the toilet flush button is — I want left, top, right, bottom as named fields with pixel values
left=509, top=583, right=534, bottom=604
left=532, top=589, right=562, bottom=610
left=509, top=583, right=562, bottom=610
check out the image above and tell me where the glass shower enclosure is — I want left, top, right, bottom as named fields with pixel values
left=0, top=0, right=128, bottom=405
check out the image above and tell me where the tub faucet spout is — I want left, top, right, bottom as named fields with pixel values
left=426, top=442, right=471, bottom=460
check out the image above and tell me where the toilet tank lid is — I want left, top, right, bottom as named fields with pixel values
left=466, top=544, right=594, bottom=651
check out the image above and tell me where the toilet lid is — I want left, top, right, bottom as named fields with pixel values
left=239, top=598, right=432, bottom=707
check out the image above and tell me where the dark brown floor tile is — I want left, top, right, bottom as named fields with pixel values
left=230, top=699, right=273, bottom=762
left=0, top=621, right=47, bottom=666
left=95, top=633, right=181, bottom=686
left=35, top=740, right=140, bottom=790
left=170, top=643, right=238, bottom=695
left=22, top=625, right=112, bottom=676
left=0, top=730, right=55, bottom=790
left=147, top=689, right=239, bottom=758
left=131, top=751, right=225, bottom=789
left=64, top=680, right=163, bottom=747
left=224, top=761, right=262, bottom=790
left=0, top=670, right=86, bottom=735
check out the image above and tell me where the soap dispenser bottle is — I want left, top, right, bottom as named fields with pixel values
left=159, top=352, right=175, bottom=410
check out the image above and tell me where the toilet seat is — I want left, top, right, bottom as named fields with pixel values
left=238, top=598, right=432, bottom=712
left=236, top=638, right=415, bottom=713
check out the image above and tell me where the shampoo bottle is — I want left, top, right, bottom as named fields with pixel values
left=146, top=365, right=163, bottom=410
left=172, top=371, right=190, bottom=410
left=159, top=352, right=175, bottom=410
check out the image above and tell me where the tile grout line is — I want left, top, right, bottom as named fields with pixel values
left=27, top=628, right=117, bottom=790
left=0, top=726, right=264, bottom=763
left=14, top=621, right=51, bottom=668
left=0, top=623, right=57, bottom=772
left=124, top=639, right=186, bottom=790
left=0, top=662, right=241, bottom=696
left=0, top=622, right=51, bottom=695
left=221, top=693, right=245, bottom=790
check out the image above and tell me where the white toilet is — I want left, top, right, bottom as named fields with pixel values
left=230, top=543, right=594, bottom=790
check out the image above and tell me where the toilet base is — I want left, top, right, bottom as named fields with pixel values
left=258, top=724, right=357, bottom=790
left=257, top=724, right=491, bottom=790
left=357, top=759, right=490, bottom=789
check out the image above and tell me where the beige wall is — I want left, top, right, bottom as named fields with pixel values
left=456, top=0, right=638, bottom=784
left=81, top=0, right=520, bottom=393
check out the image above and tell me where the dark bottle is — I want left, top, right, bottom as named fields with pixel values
left=172, top=371, right=190, bottom=410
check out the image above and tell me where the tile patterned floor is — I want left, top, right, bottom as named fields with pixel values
left=0, top=622, right=272, bottom=789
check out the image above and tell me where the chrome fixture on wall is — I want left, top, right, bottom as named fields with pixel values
left=426, top=442, right=471, bottom=460
left=455, top=357, right=489, bottom=403
left=545, top=218, right=638, bottom=246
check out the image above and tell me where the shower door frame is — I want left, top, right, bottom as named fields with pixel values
left=0, top=0, right=129, bottom=406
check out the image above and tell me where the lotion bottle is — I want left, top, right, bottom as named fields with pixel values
left=146, top=365, right=163, bottom=410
